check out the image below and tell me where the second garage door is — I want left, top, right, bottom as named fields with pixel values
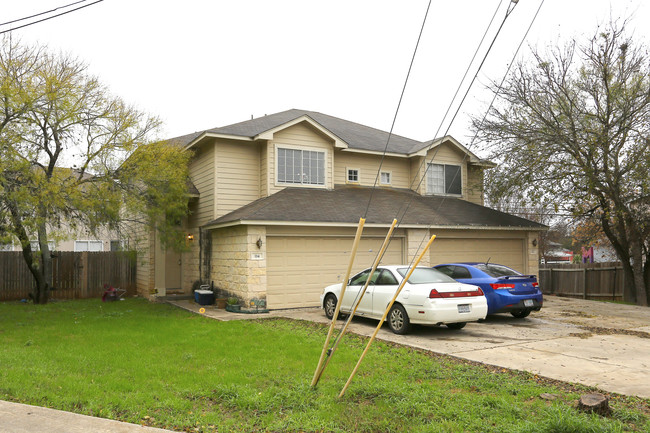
left=267, top=236, right=404, bottom=309
left=430, top=238, right=525, bottom=271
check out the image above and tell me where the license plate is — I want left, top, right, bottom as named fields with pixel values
left=458, top=304, right=471, bottom=313
left=524, top=299, right=534, bottom=307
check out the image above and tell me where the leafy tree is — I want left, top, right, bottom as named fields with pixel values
left=476, top=19, right=650, bottom=305
left=0, top=37, right=191, bottom=304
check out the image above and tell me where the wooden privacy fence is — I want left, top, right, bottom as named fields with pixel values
left=538, top=262, right=624, bottom=301
left=0, top=251, right=136, bottom=301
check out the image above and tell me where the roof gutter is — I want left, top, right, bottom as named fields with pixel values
left=202, top=220, right=547, bottom=231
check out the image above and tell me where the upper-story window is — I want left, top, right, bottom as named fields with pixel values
left=380, top=171, right=391, bottom=185
left=427, top=163, right=462, bottom=195
left=347, top=168, right=359, bottom=183
left=277, top=148, right=325, bottom=186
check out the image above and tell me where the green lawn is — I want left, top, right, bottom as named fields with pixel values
left=0, top=299, right=647, bottom=432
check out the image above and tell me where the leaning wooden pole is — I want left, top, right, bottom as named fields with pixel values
left=312, top=219, right=398, bottom=386
left=311, top=217, right=365, bottom=387
left=339, top=234, right=436, bottom=398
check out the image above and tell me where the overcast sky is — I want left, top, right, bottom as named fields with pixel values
left=3, top=0, right=649, bottom=155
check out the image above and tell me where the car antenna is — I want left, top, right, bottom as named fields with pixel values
left=485, top=257, right=491, bottom=266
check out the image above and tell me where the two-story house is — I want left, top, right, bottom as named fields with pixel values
left=137, top=109, right=545, bottom=309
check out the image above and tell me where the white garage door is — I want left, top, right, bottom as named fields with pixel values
left=430, top=238, right=525, bottom=272
left=267, top=236, right=404, bottom=309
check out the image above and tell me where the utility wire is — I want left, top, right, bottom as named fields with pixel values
left=394, top=0, right=517, bottom=269
left=337, top=0, right=516, bottom=340
left=402, top=0, right=545, bottom=268
left=437, top=0, right=547, bottom=216
left=363, top=0, right=433, bottom=220
left=0, top=0, right=104, bottom=35
left=0, top=0, right=90, bottom=27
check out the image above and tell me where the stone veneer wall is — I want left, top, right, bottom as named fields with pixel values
left=210, top=225, right=267, bottom=306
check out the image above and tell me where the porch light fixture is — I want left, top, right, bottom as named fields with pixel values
left=187, top=233, right=194, bottom=241
left=256, top=238, right=263, bottom=249
left=532, top=238, right=537, bottom=247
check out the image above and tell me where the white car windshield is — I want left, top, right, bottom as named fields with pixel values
left=397, top=267, right=456, bottom=284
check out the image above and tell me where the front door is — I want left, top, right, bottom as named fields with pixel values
left=164, top=250, right=182, bottom=291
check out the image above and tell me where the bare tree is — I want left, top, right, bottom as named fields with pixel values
left=476, top=19, right=650, bottom=305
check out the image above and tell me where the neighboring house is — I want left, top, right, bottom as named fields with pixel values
left=542, top=241, right=574, bottom=264
left=138, top=109, right=546, bottom=309
left=0, top=233, right=120, bottom=252
left=0, top=167, right=124, bottom=253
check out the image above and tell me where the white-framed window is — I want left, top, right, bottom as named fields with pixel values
left=380, top=171, right=391, bottom=185
left=0, top=242, right=13, bottom=251
left=110, top=240, right=127, bottom=252
left=277, top=147, right=325, bottom=186
left=29, top=241, right=56, bottom=251
left=427, top=163, right=462, bottom=195
left=347, top=168, right=359, bottom=183
left=74, top=240, right=104, bottom=252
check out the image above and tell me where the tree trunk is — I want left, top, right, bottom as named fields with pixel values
left=36, top=224, right=52, bottom=304
left=630, top=239, right=648, bottom=306
left=643, top=253, right=650, bottom=306
left=8, top=201, right=49, bottom=304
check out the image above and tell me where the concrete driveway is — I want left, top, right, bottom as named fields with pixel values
left=295, top=296, right=650, bottom=398
left=174, top=295, right=650, bottom=398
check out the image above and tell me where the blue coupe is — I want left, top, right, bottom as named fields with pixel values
left=433, top=263, right=543, bottom=318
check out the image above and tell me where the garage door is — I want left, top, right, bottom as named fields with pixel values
left=430, top=238, right=524, bottom=271
left=267, top=236, right=404, bottom=309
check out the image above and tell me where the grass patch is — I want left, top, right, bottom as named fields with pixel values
left=0, top=299, right=648, bottom=432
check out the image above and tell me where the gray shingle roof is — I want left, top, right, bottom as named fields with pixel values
left=167, top=109, right=432, bottom=154
left=205, top=185, right=546, bottom=229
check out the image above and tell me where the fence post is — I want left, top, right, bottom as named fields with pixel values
left=81, top=252, right=89, bottom=298
left=582, top=268, right=587, bottom=299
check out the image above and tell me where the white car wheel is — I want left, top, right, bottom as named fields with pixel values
left=387, top=304, right=410, bottom=335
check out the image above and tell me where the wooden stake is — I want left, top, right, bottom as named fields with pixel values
left=339, top=234, right=436, bottom=398
left=311, top=217, right=365, bottom=387
left=312, top=219, right=397, bottom=386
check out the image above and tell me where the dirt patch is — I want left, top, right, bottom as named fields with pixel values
left=570, top=332, right=594, bottom=339
left=560, top=310, right=598, bottom=319
left=577, top=325, right=650, bottom=339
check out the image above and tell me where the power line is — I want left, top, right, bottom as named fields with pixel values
left=0, top=0, right=104, bottom=35
left=389, top=0, right=521, bottom=255
left=0, top=0, right=89, bottom=27
left=363, top=0, right=433, bottom=219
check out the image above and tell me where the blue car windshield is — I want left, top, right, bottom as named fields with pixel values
left=397, top=267, right=456, bottom=284
left=474, top=264, right=520, bottom=277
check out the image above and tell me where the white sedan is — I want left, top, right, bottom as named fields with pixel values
left=320, top=265, right=488, bottom=334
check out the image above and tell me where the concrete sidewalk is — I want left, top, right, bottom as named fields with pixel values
left=0, top=400, right=178, bottom=433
